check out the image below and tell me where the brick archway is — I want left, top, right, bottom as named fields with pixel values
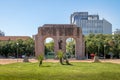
left=35, top=24, right=85, bottom=59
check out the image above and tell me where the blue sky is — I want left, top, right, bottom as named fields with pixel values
left=0, top=0, right=120, bottom=37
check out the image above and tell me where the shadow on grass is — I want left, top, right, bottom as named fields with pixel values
left=39, top=65, right=51, bottom=67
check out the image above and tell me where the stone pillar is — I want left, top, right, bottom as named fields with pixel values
left=62, top=38, right=66, bottom=53
left=35, top=35, right=38, bottom=56
left=82, top=39, right=85, bottom=58
left=75, top=38, right=85, bottom=59
left=76, top=38, right=81, bottom=59
left=54, top=37, right=59, bottom=56
left=36, top=36, right=44, bottom=56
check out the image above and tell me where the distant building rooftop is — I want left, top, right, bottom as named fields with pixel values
left=43, top=24, right=76, bottom=27
left=0, top=36, right=31, bottom=41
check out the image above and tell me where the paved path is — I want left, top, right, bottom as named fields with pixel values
left=0, top=58, right=120, bottom=65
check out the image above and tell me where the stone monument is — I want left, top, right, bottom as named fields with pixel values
left=35, top=24, right=85, bottom=59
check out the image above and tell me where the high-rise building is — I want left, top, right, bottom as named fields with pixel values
left=0, top=30, right=5, bottom=36
left=114, top=29, right=120, bottom=34
left=70, top=12, right=112, bottom=35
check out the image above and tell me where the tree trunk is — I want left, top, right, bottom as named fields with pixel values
left=60, top=58, right=64, bottom=65
left=39, top=60, right=43, bottom=67
left=65, top=58, right=72, bottom=65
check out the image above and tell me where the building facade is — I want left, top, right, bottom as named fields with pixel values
left=0, top=30, right=5, bottom=36
left=114, top=29, right=120, bottom=34
left=70, top=12, right=112, bottom=35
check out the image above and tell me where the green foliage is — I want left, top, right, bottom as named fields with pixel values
left=57, top=50, right=64, bottom=59
left=57, top=50, right=72, bottom=65
left=44, top=40, right=54, bottom=58
left=66, top=38, right=75, bottom=57
left=0, top=38, right=34, bottom=58
left=0, top=62, right=120, bottom=80
left=37, top=54, right=44, bottom=66
left=85, top=33, right=120, bottom=58
left=38, top=54, right=44, bottom=61
left=57, top=50, right=64, bottom=65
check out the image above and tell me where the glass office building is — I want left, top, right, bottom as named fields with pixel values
left=0, top=30, right=5, bottom=36
left=70, top=12, right=112, bottom=35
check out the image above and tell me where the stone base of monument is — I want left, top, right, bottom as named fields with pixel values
left=23, top=56, right=29, bottom=62
left=93, top=56, right=100, bottom=62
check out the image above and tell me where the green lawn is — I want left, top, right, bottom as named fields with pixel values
left=0, top=62, right=120, bottom=80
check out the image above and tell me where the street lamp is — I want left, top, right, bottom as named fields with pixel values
left=16, top=43, right=19, bottom=62
left=104, top=45, right=106, bottom=59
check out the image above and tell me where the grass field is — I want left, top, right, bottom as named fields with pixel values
left=0, top=62, right=120, bottom=80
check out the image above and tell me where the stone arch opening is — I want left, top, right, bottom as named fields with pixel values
left=44, top=37, right=55, bottom=59
left=66, top=37, right=76, bottom=58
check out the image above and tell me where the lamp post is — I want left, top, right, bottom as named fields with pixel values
left=16, top=43, right=19, bottom=62
left=104, top=45, right=106, bottom=59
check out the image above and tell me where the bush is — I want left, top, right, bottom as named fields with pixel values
left=57, top=50, right=72, bottom=65
left=37, top=54, right=44, bottom=66
left=57, top=50, right=64, bottom=65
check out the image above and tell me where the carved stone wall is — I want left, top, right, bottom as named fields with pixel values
left=35, top=24, right=85, bottom=59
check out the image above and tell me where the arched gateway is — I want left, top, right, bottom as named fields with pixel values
left=35, top=24, right=85, bottom=59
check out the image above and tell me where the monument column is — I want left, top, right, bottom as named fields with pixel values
left=37, top=36, right=44, bottom=56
